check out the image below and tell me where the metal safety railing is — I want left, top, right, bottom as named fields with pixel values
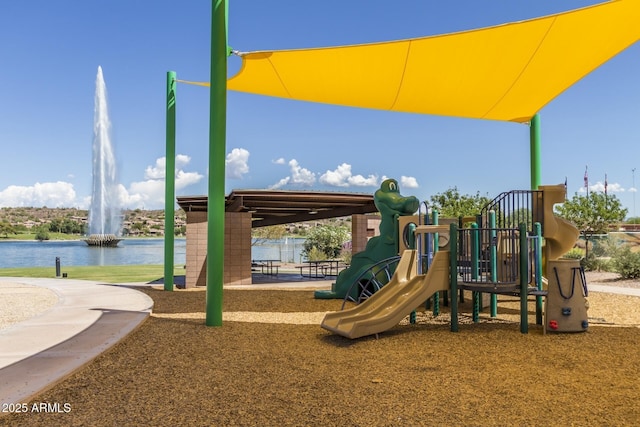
left=449, top=221, right=544, bottom=333
left=480, top=190, right=544, bottom=233
left=457, top=226, right=521, bottom=286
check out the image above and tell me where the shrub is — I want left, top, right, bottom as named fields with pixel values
left=580, top=253, right=611, bottom=272
left=305, top=247, right=326, bottom=262
left=341, top=249, right=352, bottom=265
left=591, top=235, right=622, bottom=258
left=302, top=225, right=350, bottom=260
left=34, top=226, right=50, bottom=241
left=562, top=247, right=584, bottom=260
left=610, top=247, right=640, bottom=279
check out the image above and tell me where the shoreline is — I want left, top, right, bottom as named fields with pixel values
left=0, top=236, right=187, bottom=242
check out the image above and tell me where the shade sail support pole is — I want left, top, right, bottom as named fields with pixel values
left=530, top=113, right=541, bottom=190
left=164, top=71, right=177, bottom=291
left=206, top=0, right=228, bottom=326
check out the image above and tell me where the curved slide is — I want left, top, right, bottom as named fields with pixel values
left=546, top=216, right=580, bottom=260
left=321, top=250, right=450, bottom=339
left=539, top=184, right=580, bottom=260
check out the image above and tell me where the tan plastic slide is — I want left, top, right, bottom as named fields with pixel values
left=321, top=250, right=450, bottom=339
left=539, top=184, right=580, bottom=260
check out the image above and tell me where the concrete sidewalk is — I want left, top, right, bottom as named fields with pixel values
left=588, top=284, right=640, bottom=297
left=0, top=278, right=153, bottom=406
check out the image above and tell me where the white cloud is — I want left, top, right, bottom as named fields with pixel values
left=348, top=174, right=378, bottom=187
left=81, top=195, right=92, bottom=208
left=401, top=176, right=419, bottom=189
left=176, top=154, right=191, bottom=169
left=319, top=164, right=350, bottom=187
left=606, top=182, right=624, bottom=193
left=269, top=159, right=316, bottom=189
left=289, top=159, right=316, bottom=186
left=226, top=148, right=250, bottom=179
left=320, top=163, right=378, bottom=187
left=124, top=154, right=204, bottom=209
left=630, top=187, right=638, bottom=193
left=588, top=181, right=624, bottom=193
left=0, top=154, right=204, bottom=210
left=118, top=182, right=150, bottom=208
left=269, top=177, right=290, bottom=189
left=272, top=157, right=285, bottom=165
left=144, top=157, right=167, bottom=180
left=0, top=182, right=80, bottom=208
left=175, top=170, right=203, bottom=189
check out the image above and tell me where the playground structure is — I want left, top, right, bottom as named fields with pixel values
left=314, top=178, right=419, bottom=300
left=321, top=184, right=589, bottom=338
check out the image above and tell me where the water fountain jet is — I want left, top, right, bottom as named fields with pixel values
left=85, top=66, right=123, bottom=247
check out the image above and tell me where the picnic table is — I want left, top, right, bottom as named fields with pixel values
left=252, top=259, right=280, bottom=276
left=297, top=260, right=343, bottom=278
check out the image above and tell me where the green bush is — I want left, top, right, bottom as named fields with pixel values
left=302, top=225, right=350, bottom=260
left=580, top=253, right=612, bottom=272
left=591, top=235, right=622, bottom=258
left=610, top=247, right=640, bottom=279
left=305, top=247, right=326, bottom=262
left=34, top=225, right=50, bottom=241
left=341, top=249, right=352, bottom=265
left=562, top=248, right=584, bottom=260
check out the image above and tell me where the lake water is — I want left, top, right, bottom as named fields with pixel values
left=252, top=238, right=306, bottom=263
left=0, top=238, right=306, bottom=268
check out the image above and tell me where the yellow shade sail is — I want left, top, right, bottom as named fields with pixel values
left=200, top=0, right=640, bottom=123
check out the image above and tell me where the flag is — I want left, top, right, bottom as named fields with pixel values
left=584, top=166, right=588, bottom=189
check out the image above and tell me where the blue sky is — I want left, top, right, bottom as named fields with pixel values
left=1, top=0, right=639, bottom=217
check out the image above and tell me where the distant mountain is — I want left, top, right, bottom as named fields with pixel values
left=0, top=207, right=186, bottom=237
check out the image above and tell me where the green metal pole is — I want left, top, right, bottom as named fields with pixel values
left=450, top=223, right=458, bottom=332
left=489, top=211, right=497, bottom=317
left=432, top=210, right=440, bottom=315
left=432, top=210, right=439, bottom=253
left=471, top=222, right=479, bottom=281
left=206, top=0, right=228, bottom=326
left=424, top=211, right=432, bottom=311
left=470, top=223, right=480, bottom=321
left=534, top=222, right=543, bottom=325
left=164, top=71, right=176, bottom=292
left=530, top=113, right=541, bottom=190
left=519, top=222, right=529, bottom=334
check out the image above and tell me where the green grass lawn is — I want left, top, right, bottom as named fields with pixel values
left=2, top=232, right=82, bottom=241
left=0, top=264, right=185, bottom=283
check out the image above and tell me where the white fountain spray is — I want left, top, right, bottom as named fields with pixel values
left=86, top=66, right=122, bottom=246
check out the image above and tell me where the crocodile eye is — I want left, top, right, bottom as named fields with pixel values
left=389, top=181, right=397, bottom=192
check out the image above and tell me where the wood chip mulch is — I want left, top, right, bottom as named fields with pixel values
left=2, top=287, right=640, bottom=427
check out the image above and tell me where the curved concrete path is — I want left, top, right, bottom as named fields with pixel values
left=0, top=278, right=153, bottom=406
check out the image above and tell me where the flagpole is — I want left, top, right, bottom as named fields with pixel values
left=605, top=173, right=608, bottom=209
left=584, top=165, right=589, bottom=198
left=633, top=168, right=636, bottom=218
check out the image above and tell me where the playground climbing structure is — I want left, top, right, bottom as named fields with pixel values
left=321, top=184, right=588, bottom=338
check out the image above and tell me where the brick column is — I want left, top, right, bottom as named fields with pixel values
left=185, top=211, right=208, bottom=288
left=224, top=212, right=252, bottom=285
left=352, top=214, right=381, bottom=254
left=184, top=211, right=252, bottom=288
